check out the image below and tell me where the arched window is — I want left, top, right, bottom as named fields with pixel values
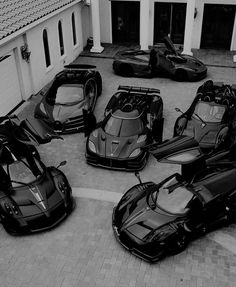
left=71, top=13, right=77, bottom=46
left=58, top=20, right=65, bottom=56
left=43, top=29, right=51, bottom=67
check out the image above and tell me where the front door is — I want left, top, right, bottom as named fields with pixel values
left=111, top=1, right=140, bottom=44
left=154, top=2, right=186, bottom=45
left=201, top=4, right=236, bottom=50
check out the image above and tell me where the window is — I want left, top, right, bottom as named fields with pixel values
left=43, top=29, right=51, bottom=67
left=71, top=12, right=77, bottom=46
left=58, top=21, right=65, bottom=56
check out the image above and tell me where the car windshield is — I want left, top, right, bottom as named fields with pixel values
left=152, top=175, right=193, bottom=214
left=55, top=84, right=84, bottom=104
left=193, top=101, right=226, bottom=123
left=3, top=158, right=44, bottom=187
left=104, top=116, right=144, bottom=137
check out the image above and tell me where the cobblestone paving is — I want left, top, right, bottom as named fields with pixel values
left=10, top=56, right=236, bottom=286
left=0, top=198, right=236, bottom=287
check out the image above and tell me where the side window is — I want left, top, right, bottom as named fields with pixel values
left=58, top=20, right=65, bottom=56
left=43, top=29, right=51, bottom=67
left=71, top=12, right=77, bottom=46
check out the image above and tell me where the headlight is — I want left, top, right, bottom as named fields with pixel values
left=137, top=134, right=147, bottom=143
left=88, top=140, right=96, bottom=153
left=144, top=225, right=175, bottom=242
left=58, top=181, right=69, bottom=193
left=1, top=200, right=21, bottom=216
left=129, top=148, right=141, bottom=158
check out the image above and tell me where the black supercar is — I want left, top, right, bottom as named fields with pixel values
left=112, top=135, right=236, bottom=262
left=113, top=36, right=207, bottom=81
left=0, top=115, right=74, bottom=234
left=34, top=64, right=102, bottom=134
left=85, top=85, right=164, bottom=171
left=174, top=80, right=236, bottom=153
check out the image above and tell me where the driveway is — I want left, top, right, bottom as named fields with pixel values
left=5, top=56, right=236, bottom=287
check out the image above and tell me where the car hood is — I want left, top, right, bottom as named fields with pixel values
left=183, top=119, right=225, bottom=147
left=114, top=183, right=178, bottom=241
left=89, top=128, right=142, bottom=159
left=8, top=171, right=64, bottom=217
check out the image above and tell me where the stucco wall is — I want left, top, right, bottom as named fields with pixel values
left=26, top=4, right=83, bottom=94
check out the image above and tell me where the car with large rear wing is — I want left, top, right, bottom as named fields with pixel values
left=112, top=135, right=236, bottom=262
left=85, top=85, right=164, bottom=171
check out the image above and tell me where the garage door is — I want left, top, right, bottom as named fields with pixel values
left=0, top=52, right=22, bottom=115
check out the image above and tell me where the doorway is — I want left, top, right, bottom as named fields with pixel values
left=154, top=2, right=186, bottom=44
left=111, top=1, right=140, bottom=44
left=201, top=4, right=236, bottom=50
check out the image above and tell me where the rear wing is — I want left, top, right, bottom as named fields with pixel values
left=118, top=85, right=160, bottom=95
left=64, top=64, right=97, bottom=70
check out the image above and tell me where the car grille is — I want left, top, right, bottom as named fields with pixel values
left=86, top=152, right=147, bottom=171
left=26, top=203, right=66, bottom=231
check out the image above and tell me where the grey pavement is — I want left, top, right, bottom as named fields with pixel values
left=7, top=55, right=236, bottom=287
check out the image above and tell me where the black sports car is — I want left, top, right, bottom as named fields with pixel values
left=34, top=64, right=102, bottom=134
left=112, top=136, right=236, bottom=262
left=174, top=81, right=236, bottom=152
left=113, top=36, right=207, bottom=81
left=0, top=115, right=74, bottom=234
left=85, top=86, right=164, bottom=171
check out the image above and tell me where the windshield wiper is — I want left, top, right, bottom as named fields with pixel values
left=175, top=107, right=206, bottom=127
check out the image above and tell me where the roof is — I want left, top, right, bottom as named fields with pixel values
left=0, top=0, right=79, bottom=41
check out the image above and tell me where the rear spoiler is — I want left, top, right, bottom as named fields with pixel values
left=64, top=64, right=97, bottom=70
left=118, top=85, right=160, bottom=95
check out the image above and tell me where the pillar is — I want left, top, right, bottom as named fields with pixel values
left=90, top=0, right=104, bottom=53
left=140, top=0, right=150, bottom=50
left=182, top=0, right=196, bottom=55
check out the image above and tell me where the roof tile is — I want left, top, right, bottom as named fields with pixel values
left=0, top=0, right=78, bottom=41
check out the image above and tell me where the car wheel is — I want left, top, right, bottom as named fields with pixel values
left=169, top=232, right=189, bottom=255
left=119, top=64, right=134, bottom=77
left=174, top=70, right=187, bottom=82
left=84, top=78, right=98, bottom=112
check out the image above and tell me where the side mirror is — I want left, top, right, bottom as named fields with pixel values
left=175, top=107, right=183, bottom=114
left=57, top=160, right=67, bottom=168
left=135, top=171, right=142, bottom=185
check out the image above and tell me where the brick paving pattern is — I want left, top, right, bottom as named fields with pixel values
left=10, top=54, right=236, bottom=286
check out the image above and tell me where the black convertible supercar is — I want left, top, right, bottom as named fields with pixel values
left=34, top=64, right=102, bottom=134
left=85, top=86, right=164, bottom=171
left=113, top=36, right=207, bottom=81
left=0, top=115, right=74, bottom=234
left=174, top=81, right=236, bottom=152
left=113, top=135, right=236, bottom=262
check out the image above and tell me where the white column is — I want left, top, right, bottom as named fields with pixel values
left=90, top=0, right=104, bottom=53
left=182, top=0, right=196, bottom=55
left=140, top=0, right=150, bottom=50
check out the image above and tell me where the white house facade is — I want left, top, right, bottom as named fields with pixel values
left=0, top=0, right=87, bottom=115
left=91, top=0, right=236, bottom=53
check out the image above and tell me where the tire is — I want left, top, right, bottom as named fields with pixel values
left=118, top=64, right=134, bottom=77
left=174, top=70, right=187, bottom=82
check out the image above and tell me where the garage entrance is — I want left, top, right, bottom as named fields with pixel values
left=201, top=4, right=236, bottom=50
left=154, top=2, right=186, bottom=44
left=111, top=1, right=140, bottom=44
left=0, top=52, right=22, bottom=115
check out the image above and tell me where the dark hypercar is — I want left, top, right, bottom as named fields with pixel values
left=34, top=64, right=102, bottom=134
left=85, top=86, right=164, bottom=171
left=0, top=115, right=74, bottom=234
left=112, top=135, right=236, bottom=262
left=174, top=81, right=236, bottom=152
left=113, top=36, right=207, bottom=81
